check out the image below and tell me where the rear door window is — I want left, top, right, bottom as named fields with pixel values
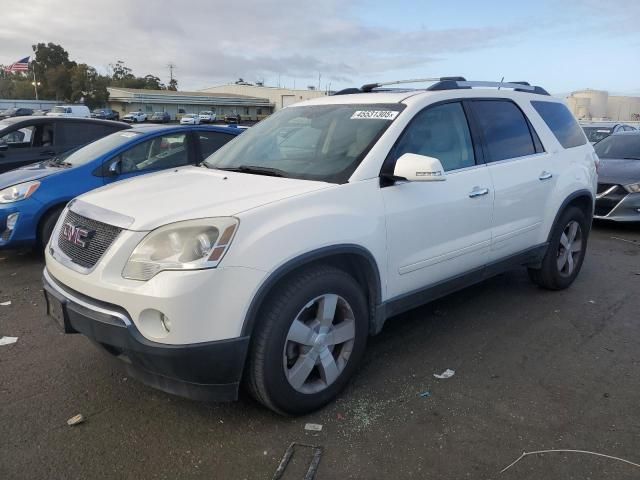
left=471, top=100, right=537, bottom=162
left=197, top=131, right=235, bottom=158
left=58, top=122, right=122, bottom=146
left=531, top=101, right=587, bottom=148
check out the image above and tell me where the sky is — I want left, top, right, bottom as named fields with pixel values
left=1, top=0, right=639, bottom=95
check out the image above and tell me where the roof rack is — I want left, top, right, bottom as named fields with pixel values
left=333, top=77, right=550, bottom=96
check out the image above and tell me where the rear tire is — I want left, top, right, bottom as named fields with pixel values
left=37, top=207, right=64, bottom=251
left=245, top=265, right=368, bottom=415
left=528, top=206, right=589, bottom=290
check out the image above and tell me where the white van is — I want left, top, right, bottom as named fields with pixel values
left=47, top=105, right=91, bottom=118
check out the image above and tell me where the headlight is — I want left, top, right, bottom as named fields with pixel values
left=0, top=181, right=40, bottom=203
left=624, top=182, right=640, bottom=193
left=122, top=217, right=238, bottom=281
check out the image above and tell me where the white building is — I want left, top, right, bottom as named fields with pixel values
left=199, top=84, right=326, bottom=111
left=106, top=87, right=273, bottom=121
left=566, top=89, right=640, bottom=122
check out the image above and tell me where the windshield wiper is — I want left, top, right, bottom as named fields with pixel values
left=214, top=165, right=287, bottom=177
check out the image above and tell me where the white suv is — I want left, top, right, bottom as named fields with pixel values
left=43, top=78, right=598, bottom=415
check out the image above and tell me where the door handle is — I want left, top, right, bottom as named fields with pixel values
left=539, top=171, right=553, bottom=180
left=469, top=187, right=490, bottom=198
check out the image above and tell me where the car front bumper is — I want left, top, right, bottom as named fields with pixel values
left=595, top=189, right=640, bottom=222
left=43, top=269, right=250, bottom=401
left=0, top=200, right=42, bottom=248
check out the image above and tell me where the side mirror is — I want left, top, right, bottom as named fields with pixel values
left=393, top=153, right=446, bottom=182
left=107, top=158, right=121, bottom=176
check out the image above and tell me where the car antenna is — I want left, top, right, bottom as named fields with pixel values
left=498, top=76, right=504, bottom=90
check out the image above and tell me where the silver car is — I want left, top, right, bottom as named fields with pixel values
left=594, top=131, right=640, bottom=222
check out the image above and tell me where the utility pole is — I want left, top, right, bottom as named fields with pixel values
left=167, top=63, right=175, bottom=83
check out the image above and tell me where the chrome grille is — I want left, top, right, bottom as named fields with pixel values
left=57, top=210, right=122, bottom=269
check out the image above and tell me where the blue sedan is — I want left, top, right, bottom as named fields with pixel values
left=0, top=124, right=242, bottom=249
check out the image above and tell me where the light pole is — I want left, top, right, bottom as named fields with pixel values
left=31, top=80, right=41, bottom=100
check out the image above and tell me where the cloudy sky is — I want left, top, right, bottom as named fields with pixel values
left=2, top=0, right=639, bottom=94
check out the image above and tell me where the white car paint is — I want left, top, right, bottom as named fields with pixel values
left=122, top=111, right=147, bottom=123
left=45, top=86, right=596, bottom=366
left=199, top=112, right=216, bottom=122
left=46, top=105, right=90, bottom=118
left=180, top=114, right=200, bottom=125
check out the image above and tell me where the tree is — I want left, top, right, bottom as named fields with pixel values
left=31, top=42, right=76, bottom=99
left=167, top=78, right=178, bottom=91
left=143, top=74, right=164, bottom=90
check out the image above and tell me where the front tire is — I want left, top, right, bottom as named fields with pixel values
left=246, top=265, right=368, bottom=415
left=37, top=207, right=64, bottom=251
left=528, top=206, right=589, bottom=290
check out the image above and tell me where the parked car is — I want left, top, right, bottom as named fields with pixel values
left=122, top=111, right=147, bottom=123
left=0, top=117, right=129, bottom=174
left=199, top=111, right=216, bottom=123
left=0, top=108, right=34, bottom=119
left=42, top=78, right=596, bottom=415
left=149, top=111, right=171, bottom=123
left=180, top=113, right=200, bottom=125
left=592, top=130, right=640, bottom=221
left=1, top=125, right=241, bottom=250
left=47, top=105, right=91, bottom=118
left=580, top=121, right=636, bottom=144
left=224, top=112, right=241, bottom=124
left=32, top=109, right=50, bottom=116
left=91, top=108, right=120, bottom=121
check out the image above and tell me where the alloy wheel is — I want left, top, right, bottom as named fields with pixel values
left=283, top=294, right=356, bottom=394
left=557, top=220, right=583, bottom=277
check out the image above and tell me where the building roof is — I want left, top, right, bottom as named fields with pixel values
left=202, top=83, right=325, bottom=94
left=107, top=87, right=272, bottom=107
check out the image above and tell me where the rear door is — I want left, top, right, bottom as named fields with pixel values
left=468, top=99, right=554, bottom=261
left=381, top=100, right=494, bottom=299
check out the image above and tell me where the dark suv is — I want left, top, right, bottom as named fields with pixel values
left=91, top=109, right=120, bottom=121
left=0, top=117, right=130, bottom=173
left=0, top=108, right=33, bottom=119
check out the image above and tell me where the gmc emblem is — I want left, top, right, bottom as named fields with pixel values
left=61, top=223, right=94, bottom=248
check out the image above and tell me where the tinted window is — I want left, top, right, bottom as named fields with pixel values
left=594, top=134, right=640, bottom=159
left=582, top=126, right=613, bottom=143
left=531, top=101, right=586, bottom=148
left=120, top=133, right=189, bottom=173
left=473, top=100, right=536, bottom=161
left=389, top=102, right=475, bottom=171
left=198, top=131, right=235, bottom=158
left=63, top=131, right=142, bottom=167
left=59, top=122, right=122, bottom=146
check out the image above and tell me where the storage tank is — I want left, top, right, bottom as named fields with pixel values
left=571, top=89, right=608, bottom=119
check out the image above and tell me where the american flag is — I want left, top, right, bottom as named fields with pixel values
left=5, top=56, right=30, bottom=73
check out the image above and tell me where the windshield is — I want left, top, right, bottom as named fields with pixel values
left=583, top=126, right=613, bottom=143
left=594, top=134, right=640, bottom=159
left=58, top=131, right=141, bottom=166
left=203, top=104, right=403, bottom=183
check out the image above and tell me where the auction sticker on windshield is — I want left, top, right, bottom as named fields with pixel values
left=351, top=110, right=399, bottom=120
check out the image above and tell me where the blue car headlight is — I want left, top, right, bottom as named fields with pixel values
left=0, top=181, right=41, bottom=204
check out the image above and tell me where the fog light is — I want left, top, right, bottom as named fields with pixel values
left=1, top=212, right=18, bottom=240
left=160, top=313, right=171, bottom=333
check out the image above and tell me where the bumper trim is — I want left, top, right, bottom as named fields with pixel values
left=42, top=268, right=250, bottom=402
left=43, top=267, right=131, bottom=326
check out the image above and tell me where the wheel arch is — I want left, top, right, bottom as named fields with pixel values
left=546, top=189, right=594, bottom=243
left=241, top=244, right=382, bottom=337
left=35, top=201, right=68, bottom=244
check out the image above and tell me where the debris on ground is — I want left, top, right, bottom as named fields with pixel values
left=611, top=236, right=639, bottom=246
left=304, top=423, right=323, bottom=432
left=336, top=413, right=345, bottom=421
left=500, top=449, right=640, bottom=474
left=419, top=391, right=431, bottom=398
left=433, top=369, right=455, bottom=379
left=0, top=301, right=11, bottom=306
left=588, top=300, right=596, bottom=304
left=0, top=336, right=18, bottom=346
left=272, top=442, right=323, bottom=480
left=66, top=414, right=85, bottom=426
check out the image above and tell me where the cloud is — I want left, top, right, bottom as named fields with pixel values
left=0, top=0, right=523, bottom=90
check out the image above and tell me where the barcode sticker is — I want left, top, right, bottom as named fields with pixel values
left=351, top=110, right=399, bottom=120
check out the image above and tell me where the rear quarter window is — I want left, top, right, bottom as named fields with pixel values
left=531, top=101, right=586, bottom=149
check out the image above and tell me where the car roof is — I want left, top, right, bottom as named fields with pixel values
left=0, top=116, right=130, bottom=127
left=127, top=124, right=243, bottom=135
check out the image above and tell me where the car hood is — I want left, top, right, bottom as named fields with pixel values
left=0, top=162, right=65, bottom=189
left=598, top=158, right=640, bottom=185
left=76, top=166, right=333, bottom=231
